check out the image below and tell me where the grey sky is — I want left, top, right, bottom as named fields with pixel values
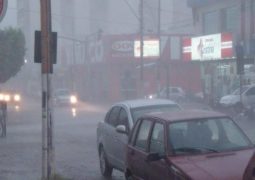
left=0, top=0, right=17, bottom=28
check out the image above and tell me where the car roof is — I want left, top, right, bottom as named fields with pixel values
left=115, top=99, right=178, bottom=109
left=144, top=110, right=228, bottom=123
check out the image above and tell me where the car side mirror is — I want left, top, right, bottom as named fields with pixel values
left=146, top=153, right=165, bottom=162
left=116, top=125, right=128, bottom=135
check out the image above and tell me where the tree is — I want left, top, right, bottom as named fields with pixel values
left=0, top=28, right=26, bottom=83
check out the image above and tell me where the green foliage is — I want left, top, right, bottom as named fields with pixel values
left=0, top=28, right=26, bottom=83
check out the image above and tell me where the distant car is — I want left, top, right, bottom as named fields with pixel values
left=53, top=89, right=78, bottom=106
left=0, top=90, right=21, bottom=111
left=97, top=99, right=181, bottom=177
left=146, top=87, right=186, bottom=102
left=220, top=85, right=255, bottom=109
left=125, top=110, right=254, bottom=180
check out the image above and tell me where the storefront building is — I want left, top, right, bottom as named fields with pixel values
left=86, top=34, right=202, bottom=102
left=186, top=0, right=255, bottom=102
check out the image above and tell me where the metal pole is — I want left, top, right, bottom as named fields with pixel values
left=40, top=0, right=54, bottom=179
left=140, top=0, right=144, bottom=97
left=240, top=0, right=245, bottom=108
left=72, top=41, right=76, bottom=91
left=157, top=0, right=161, bottom=96
left=166, top=62, right=170, bottom=99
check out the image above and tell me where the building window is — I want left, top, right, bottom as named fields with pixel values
left=252, top=0, right=255, bottom=33
left=222, top=6, right=240, bottom=32
left=203, top=11, right=219, bottom=34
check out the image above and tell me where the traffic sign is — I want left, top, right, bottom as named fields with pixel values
left=0, top=0, right=7, bottom=23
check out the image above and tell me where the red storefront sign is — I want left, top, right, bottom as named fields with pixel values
left=182, top=33, right=233, bottom=61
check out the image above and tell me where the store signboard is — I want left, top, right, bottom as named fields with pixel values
left=183, top=33, right=233, bottom=61
left=134, top=39, right=159, bottom=58
left=192, top=34, right=221, bottom=60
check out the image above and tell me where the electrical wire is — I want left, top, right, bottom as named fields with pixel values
left=122, top=0, right=140, bottom=21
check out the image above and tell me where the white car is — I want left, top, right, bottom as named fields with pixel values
left=97, top=99, right=181, bottom=177
left=220, top=85, right=255, bottom=108
left=53, top=89, right=78, bottom=106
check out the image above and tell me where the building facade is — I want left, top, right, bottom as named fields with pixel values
left=187, top=0, right=255, bottom=101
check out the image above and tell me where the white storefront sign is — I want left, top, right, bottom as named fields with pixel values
left=191, top=34, right=221, bottom=61
left=134, top=40, right=159, bottom=58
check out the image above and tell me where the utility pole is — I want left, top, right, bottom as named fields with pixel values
left=140, top=0, right=144, bottom=97
left=40, top=0, right=55, bottom=179
left=72, top=41, right=77, bottom=91
left=157, top=0, right=161, bottom=96
left=240, top=0, right=246, bottom=108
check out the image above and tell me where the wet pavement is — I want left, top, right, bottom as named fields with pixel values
left=0, top=99, right=254, bottom=180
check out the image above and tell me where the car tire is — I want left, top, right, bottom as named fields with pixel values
left=99, top=147, right=113, bottom=177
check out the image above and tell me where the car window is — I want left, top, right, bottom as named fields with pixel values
left=106, top=106, right=121, bottom=127
left=134, top=119, right=152, bottom=151
left=118, top=108, right=129, bottom=130
left=169, top=118, right=252, bottom=155
left=55, top=89, right=70, bottom=96
left=222, top=119, right=251, bottom=147
left=129, top=119, right=141, bottom=144
left=104, top=111, right=111, bottom=123
left=246, top=87, right=255, bottom=96
left=171, top=88, right=179, bottom=93
left=149, top=123, right=165, bottom=154
left=232, top=86, right=249, bottom=95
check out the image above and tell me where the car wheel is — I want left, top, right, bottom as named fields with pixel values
left=99, top=147, right=113, bottom=177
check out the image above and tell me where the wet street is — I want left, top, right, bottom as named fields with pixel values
left=0, top=97, right=254, bottom=180
left=0, top=97, right=124, bottom=180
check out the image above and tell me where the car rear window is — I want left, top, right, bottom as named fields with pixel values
left=131, top=104, right=181, bottom=123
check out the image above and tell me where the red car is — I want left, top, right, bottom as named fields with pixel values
left=123, top=110, right=254, bottom=180
left=243, top=151, right=255, bottom=180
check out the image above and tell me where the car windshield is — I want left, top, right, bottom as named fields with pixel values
left=56, top=90, right=70, bottom=96
left=131, top=104, right=180, bottom=123
left=232, top=86, right=249, bottom=95
left=169, top=117, right=252, bottom=155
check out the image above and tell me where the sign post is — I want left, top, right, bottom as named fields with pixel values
left=0, top=0, right=8, bottom=138
left=0, top=0, right=7, bottom=23
left=40, top=0, right=55, bottom=179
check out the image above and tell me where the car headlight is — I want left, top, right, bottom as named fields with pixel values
left=149, top=95, right=154, bottom=99
left=0, top=94, right=4, bottom=101
left=70, top=95, right=77, bottom=104
left=14, top=94, right=21, bottom=102
left=4, top=94, right=10, bottom=102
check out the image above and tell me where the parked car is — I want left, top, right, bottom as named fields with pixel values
left=125, top=110, right=254, bottom=180
left=146, top=87, right=186, bottom=102
left=219, top=85, right=255, bottom=109
left=96, top=99, right=181, bottom=177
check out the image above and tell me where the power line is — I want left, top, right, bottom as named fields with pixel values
left=10, top=7, right=139, bottom=27
left=122, top=0, right=140, bottom=21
